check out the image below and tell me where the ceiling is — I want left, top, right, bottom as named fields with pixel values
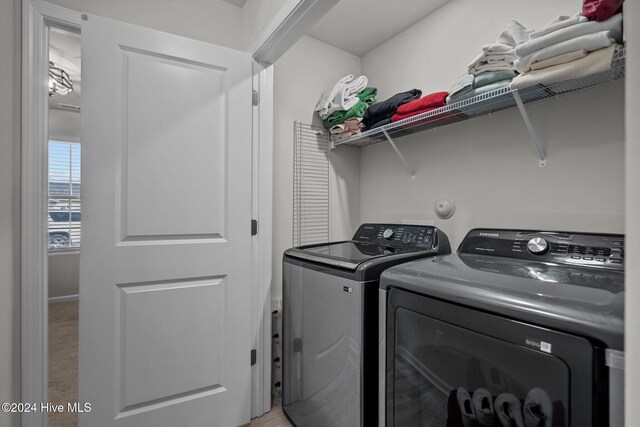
left=220, top=0, right=247, bottom=7
left=307, top=0, right=451, bottom=57
left=49, top=27, right=81, bottom=111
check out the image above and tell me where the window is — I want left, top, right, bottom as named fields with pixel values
left=48, top=141, right=81, bottom=249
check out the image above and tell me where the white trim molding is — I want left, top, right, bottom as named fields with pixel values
left=48, top=294, right=79, bottom=303
left=250, top=62, right=274, bottom=418
left=248, top=0, right=339, bottom=65
left=22, top=1, right=81, bottom=426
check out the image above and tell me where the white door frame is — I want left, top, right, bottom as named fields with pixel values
left=21, top=2, right=81, bottom=426
left=21, top=1, right=277, bottom=425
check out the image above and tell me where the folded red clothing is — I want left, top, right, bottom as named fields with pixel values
left=391, top=106, right=441, bottom=122
left=582, top=0, right=623, bottom=22
left=395, top=91, right=448, bottom=115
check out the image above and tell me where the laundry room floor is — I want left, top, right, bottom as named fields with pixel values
left=248, top=405, right=293, bottom=427
left=48, top=300, right=79, bottom=427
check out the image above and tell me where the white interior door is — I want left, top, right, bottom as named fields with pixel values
left=78, top=15, right=253, bottom=427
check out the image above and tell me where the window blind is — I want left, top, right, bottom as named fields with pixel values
left=48, top=141, right=81, bottom=249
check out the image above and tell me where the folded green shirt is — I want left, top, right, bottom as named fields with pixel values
left=473, top=70, right=517, bottom=89
left=357, top=87, right=377, bottom=106
left=324, top=99, right=371, bottom=128
left=448, top=79, right=512, bottom=104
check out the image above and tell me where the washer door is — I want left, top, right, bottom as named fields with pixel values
left=386, top=288, right=602, bottom=427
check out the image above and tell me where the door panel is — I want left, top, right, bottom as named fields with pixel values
left=79, top=15, right=252, bottom=427
left=121, top=48, right=228, bottom=239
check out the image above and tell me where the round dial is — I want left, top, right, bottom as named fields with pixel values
left=527, top=237, right=549, bottom=255
left=383, top=228, right=395, bottom=240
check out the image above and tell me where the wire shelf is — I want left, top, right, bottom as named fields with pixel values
left=293, top=121, right=330, bottom=247
left=334, top=46, right=625, bottom=148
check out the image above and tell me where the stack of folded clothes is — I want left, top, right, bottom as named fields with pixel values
left=323, top=87, right=377, bottom=139
left=391, top=91, right=448, bottom=122
left=315, top=74, right=369, bottom=120
left=467, top=20, right=531, bottom=75
left=447, top=21, right=529, bottom=104
left=363, top=89, right=422, bottom=130
left=511, top=12, right=622, bottom=89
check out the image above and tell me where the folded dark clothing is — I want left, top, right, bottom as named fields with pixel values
left=396, top=91, right=448, bottom=115
left=363, top=89, right=422, bottom=128
left=368, top=118, right=392, bottom=130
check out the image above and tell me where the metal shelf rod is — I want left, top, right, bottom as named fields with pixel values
left=381, top=128, right=416, bottom=181
left=512, top=89, right=547, bottom=168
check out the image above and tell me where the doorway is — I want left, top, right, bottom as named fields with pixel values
left=47, top=25, right=81, bottom=427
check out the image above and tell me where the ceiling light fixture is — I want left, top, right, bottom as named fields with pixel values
left=48, top=61, right=73, bottom=96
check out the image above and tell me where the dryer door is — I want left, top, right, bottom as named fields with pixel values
left=386, top=288, right=604, bottom=427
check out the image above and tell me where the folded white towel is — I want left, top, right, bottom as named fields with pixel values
left=315, top=74, right=353, bottom=118
left=323, top=75, right=368, bottom=117
left=529, top=14, right=589, bottom=40
left=482, top=43, right=515, bottom=54
left=530, top=49, right=588, bottom=71
left=449, top=73, right=474, bottom=97
left=468, top=52, right=516, bottom=73
left=508, top=20, right=533, bottom=45
left=515, top=30, right=614, bottom=73
left=515, top=13, right=622, bottom=58
left=487, top=54, right=516, bottom=64
left=324, top=96, right=359, bottom=118
left=338, top=75, right=368, bottom=110
left=471, top=63, right=516, bottom=75
left=497, top=20, right=532, bottom=47
left=510, top=44, right=617, bottom=90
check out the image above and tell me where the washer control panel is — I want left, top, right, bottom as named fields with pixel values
left=353, top=223, right=439, bottom=249
left=459, top=229, right=624, bottom=269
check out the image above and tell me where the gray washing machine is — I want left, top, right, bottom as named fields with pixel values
left=282, top=223, right=450, bottom=427
left=379, top=229, right=624, bottom=427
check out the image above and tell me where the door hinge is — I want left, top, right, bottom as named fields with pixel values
left=251, top=219, right=258, bottom=236
left=252, top=90, right=259, bottom=106
left=251, top=349, right=257, bottom=366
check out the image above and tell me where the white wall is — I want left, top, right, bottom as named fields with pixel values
left=48, top=252, right=80, bottom=298
left=49, top=108, right=80, bottom=142
left=242, top=0, right=289, bottom=48
left=0, top=0, right=21, bottom=425
left=358, top=0, right=624, bottom=250
left=272, top=35, right=361, bottom=300
left=625, top=1, right=640, bottom=425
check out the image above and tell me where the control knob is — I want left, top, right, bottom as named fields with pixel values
left=383, top=228, right=395, bottom=240
left=527, top=237, right=549, bottom=255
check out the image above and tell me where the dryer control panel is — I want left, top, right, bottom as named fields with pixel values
left=353, top=223, right=440, bottom=250
left=459, top=229, right=624, bottom=270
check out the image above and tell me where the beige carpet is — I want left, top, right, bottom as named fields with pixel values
left=48, top=300, right=79, bottom=427
left=248, top=406, right=294, bottom=427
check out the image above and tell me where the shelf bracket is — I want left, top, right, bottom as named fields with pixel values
left=512, top=89, right=547, bottom=168
left=382, top=129, right=416, bottom=181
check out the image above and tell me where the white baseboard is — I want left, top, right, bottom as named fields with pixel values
left=48, top=294, right=79, bottom=303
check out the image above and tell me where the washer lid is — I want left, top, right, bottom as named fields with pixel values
left=286, top=241, right=418, bottom=270
left=380, top=254, right=624, bottom=350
